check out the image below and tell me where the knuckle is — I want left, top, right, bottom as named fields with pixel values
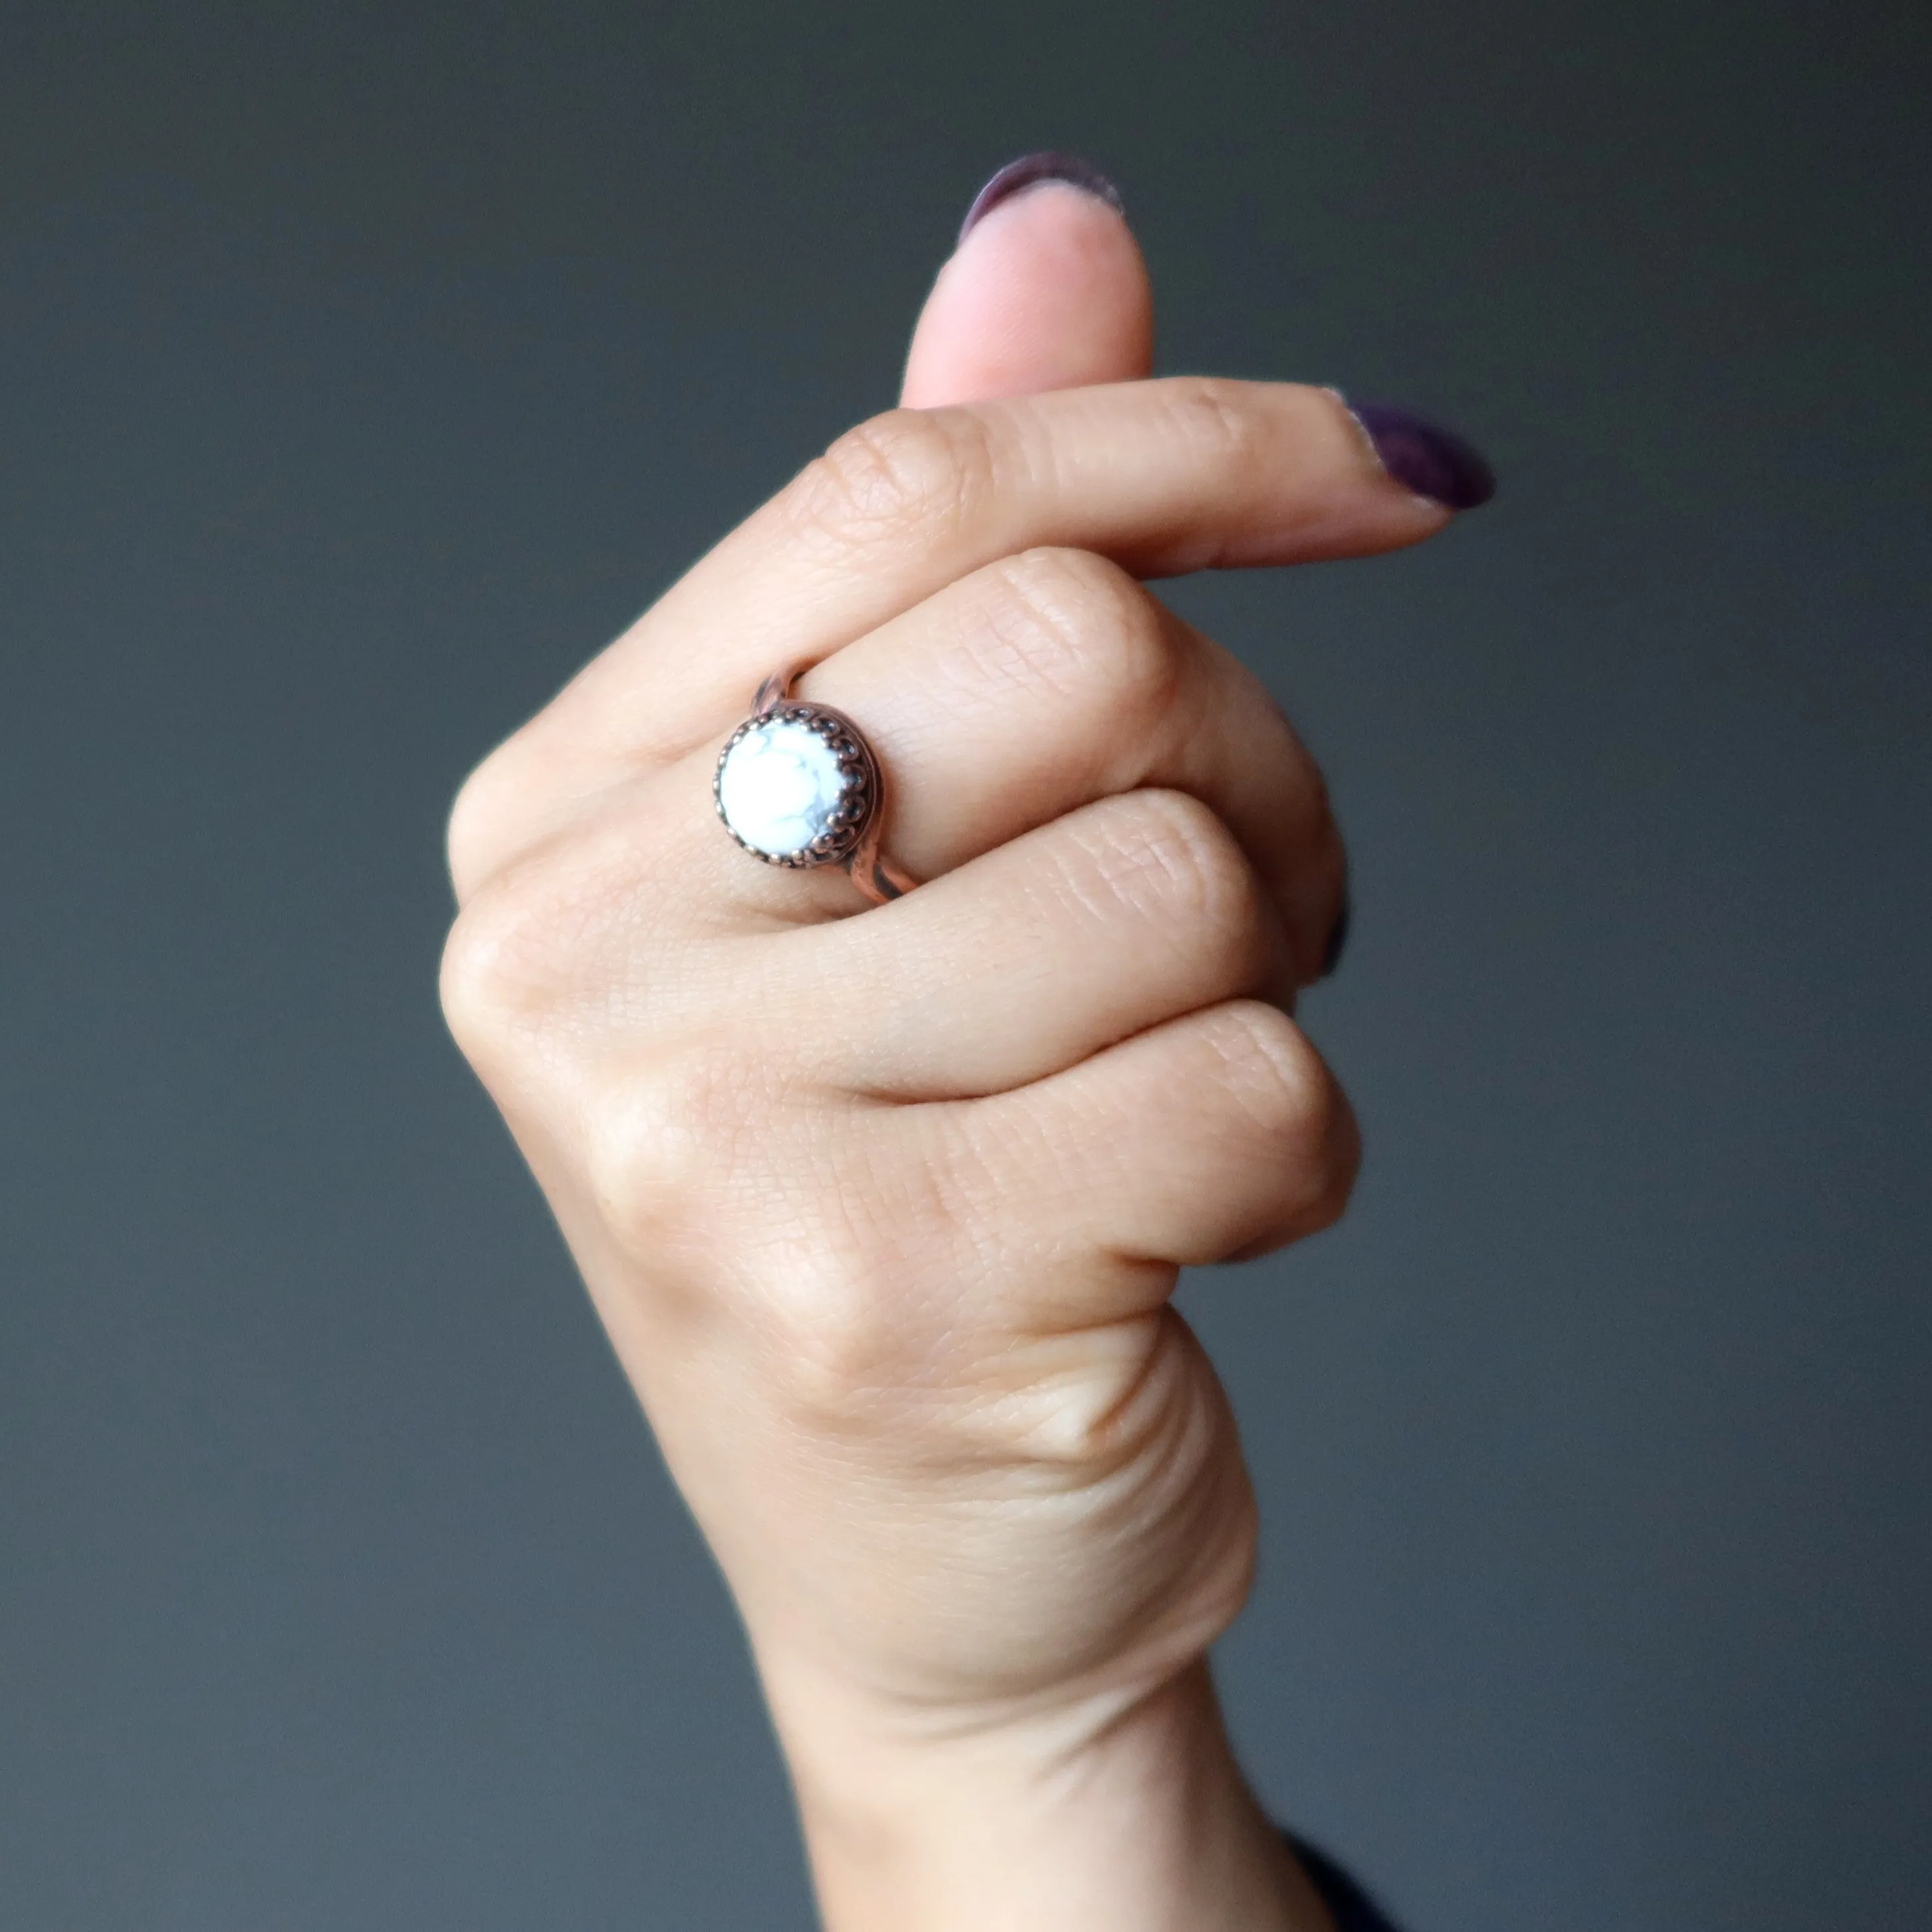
left=752, top=1136, right=971, bottom=1424
left=760, top=1255, right=911, bottom=1426
left=438, top=834, right=649, bottom=1068
left=1203, top=1003, right=1360, bottom=1231
left=438, top=889, right=538, bottom=1070
left=1202, top=1001, right=1324, bottom=1137
left=585, top=1062, right=925, bottom=1416
left=1159, top=375, right=1269, bottom=482
left=583, top=1050, right=763, bottom=1262
left=1082, top=789, right=1264, bottom=956
left=788, top=406, right=993, bottom=554
left=445, top=740, right=524, bottom=904
left=977, top=548, right=1178, bottom=725
left=441, top=782, right=705, bottom=1055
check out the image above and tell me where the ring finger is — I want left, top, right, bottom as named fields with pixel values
left=720, top=544, right=1345, bottom=983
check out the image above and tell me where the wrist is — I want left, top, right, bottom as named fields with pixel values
left=764, top=1657, right=1333, bottom=1932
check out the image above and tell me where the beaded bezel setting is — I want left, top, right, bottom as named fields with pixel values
left=713, top=701, right=880, bottom=869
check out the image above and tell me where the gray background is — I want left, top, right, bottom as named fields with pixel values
left=2, top=2, right=1927, bottom=1926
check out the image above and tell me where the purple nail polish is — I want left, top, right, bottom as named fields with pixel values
left=959, top=152, right=1124, bottom=243
left=1320, top=889, right=1351, bottom=979
left=1347, top=401, right=1497, bottom=512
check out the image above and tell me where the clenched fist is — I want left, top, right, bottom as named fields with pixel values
left=441, top=162, right=1489, bottom=1931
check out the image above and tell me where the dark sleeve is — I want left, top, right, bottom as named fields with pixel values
left=1284, top=1831, right=1407, bottom=1932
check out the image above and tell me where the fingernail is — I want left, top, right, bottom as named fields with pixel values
left=959, top=152, right=1124, bottom=244
left=1345, top=401, right=1497, bottom=512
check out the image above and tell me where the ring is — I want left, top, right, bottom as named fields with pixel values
left=714, top=666, right=917, bottom=905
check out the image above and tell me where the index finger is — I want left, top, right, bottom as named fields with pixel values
left=545, top=379, right=1463, bottom=766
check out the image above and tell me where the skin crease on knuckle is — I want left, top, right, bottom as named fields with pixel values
left=1029, top=1001, right=1355, bottom=1269
left=1053, top=590, right=1343, bottom=993
left=1161, top=377, right=1272, bottom=483
left=786, top=404, right=999, bottom=562
left=438, top=823, right=657, bottom=1062
left=1009, top=552, right=1214, bottom=809
left=927, top=549, right=1337, bottom=990
left=1146, top=377, right=1277, bottom=571
left=974, top=547, right=1180, bottom=729
left=582, top=1047, right=767, bottom=1271
left=1074, top=788, right=1247, bottom=922
left=1195, top=1003, right=1361, bottom=1253
left=726, top=1122, right=1013, bottom=1428
left=1060, top=790, right=1283, bottom=1006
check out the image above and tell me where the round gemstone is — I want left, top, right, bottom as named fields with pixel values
left=717, top=716, right=856, bottom=859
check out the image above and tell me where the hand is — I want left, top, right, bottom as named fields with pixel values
left=442, top=164, right=1483, bottom=1929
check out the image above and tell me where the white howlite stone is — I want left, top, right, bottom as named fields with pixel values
left=717, top=718, right=853, bottom=858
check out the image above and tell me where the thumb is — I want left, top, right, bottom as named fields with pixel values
left=899, top=154, right=1154, bottom=409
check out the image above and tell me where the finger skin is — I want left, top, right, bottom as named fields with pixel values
left=792, top=546, right=1343, bottom=983
left=943, top=999, right=1359, bottom=1310
left=899, top=182, right=1154, bottom=408
left=780, top=789, right=1284, bottom=1100
left=451, top=540, right=1348, bottom=993
left=450, top=379, right=1442, bottom=890
left=627, top=381, right=1436, bottom=754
